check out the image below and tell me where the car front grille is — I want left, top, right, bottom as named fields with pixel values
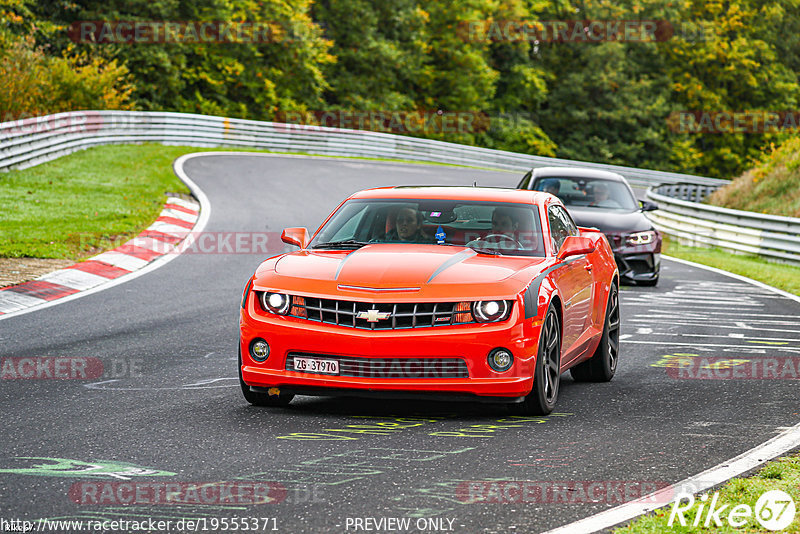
left=286, top=353, right=469, bottom=378
left=288, top=297, right=474, bottom=330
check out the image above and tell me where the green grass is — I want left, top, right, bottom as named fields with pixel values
left=615, top=453, right=800, bottom=533
left=707, top=137, right=800, bottom=218
left=663, top=236, right=800, bottom=297
left=0, top=144, right=194, bottom=259
left=0, top=143, right=510, bottom=260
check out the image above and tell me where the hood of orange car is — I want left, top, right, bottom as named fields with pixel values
left=255, top=244, right=548, bottom=300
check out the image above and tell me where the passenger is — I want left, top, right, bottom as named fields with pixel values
left=541, top=179, right=560, bottom=198
left=384, top=207, right=431, bottom=243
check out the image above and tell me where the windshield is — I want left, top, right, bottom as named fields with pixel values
left=532, top=177, right=638, bottom=211
left=310, top=198, right=545, bottom=257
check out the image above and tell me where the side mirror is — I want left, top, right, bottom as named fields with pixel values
left=281, top=227, right=310, bottom=249
left=639, top=200, right=658, bottom=212
left=557, top=236, right=596, bottom=260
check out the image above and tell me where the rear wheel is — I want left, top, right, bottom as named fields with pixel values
left=570, top=282, right=620, bottom=382
left=239, top=347, right=294, bottom=407
left=511, top=303, right=561, bottom=415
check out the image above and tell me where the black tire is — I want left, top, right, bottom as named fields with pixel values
left=511, top=303, right=561, bottom=415
left=238, top=348, right=294, bottom=407
left=570, top=282, right=620, bottom=382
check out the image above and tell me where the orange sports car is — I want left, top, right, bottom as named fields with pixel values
left=239, top=186, right=620, bottom=414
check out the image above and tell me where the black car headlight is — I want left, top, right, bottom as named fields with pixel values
left=260, top=292, right=291, bottom=315
left=472, top=300, right=511, bottom=323
left=626, top=231, right=656, bottom=246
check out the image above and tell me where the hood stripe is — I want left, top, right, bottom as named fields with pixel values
left=334, top=249, right=361, bottom=281
left=426, top=249, right=478, bottom=284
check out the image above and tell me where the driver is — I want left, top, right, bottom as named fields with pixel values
left=491, top=207, right=520, bottom=238
left=384, top=207, right=431, bottom=243
left=589, top=182, right=621, bottom=208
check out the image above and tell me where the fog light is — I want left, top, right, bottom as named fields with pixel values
left=488, top=348, right=513, bottom=372
left=250, top=338, right=270, bottom=361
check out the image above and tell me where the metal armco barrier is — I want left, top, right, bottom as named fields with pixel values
left=0, top=110, right=724, bottom=187
left=646, top=185, right=800, bottom=264
left=2, top=110, right=797, bottom=263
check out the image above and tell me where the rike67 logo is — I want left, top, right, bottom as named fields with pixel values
left=668, top=490, right=796, bottom=531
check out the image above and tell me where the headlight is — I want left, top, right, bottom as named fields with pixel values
left=626, top=231, right=656, bottom=246
left=472, top=300, right=511, bottom=322
left=260, top=292, right=291, bottom=315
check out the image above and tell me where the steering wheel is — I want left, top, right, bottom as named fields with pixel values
left=476, top=233, right=523, bottom=250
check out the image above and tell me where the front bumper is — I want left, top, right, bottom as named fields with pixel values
left=616, top=252, right=660, bottom=284
left=240, top=298, right=540, bottom=400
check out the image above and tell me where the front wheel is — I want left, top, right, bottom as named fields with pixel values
left=511, top=303, right=561, bottom=415
left=570, top=282, right=620, bottom=382
left=239, top=348, right=294, bottom=407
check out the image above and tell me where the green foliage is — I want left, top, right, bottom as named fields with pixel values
left=32, top=0, right=334, bottom=120
left=4, top=0, right=800, bottom=176
left=0, top=34, right=134, bottom=118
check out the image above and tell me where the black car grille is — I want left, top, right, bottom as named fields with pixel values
left=288, top=297, right=474, bottom=330
left=286, top=353, right=469, bottom=378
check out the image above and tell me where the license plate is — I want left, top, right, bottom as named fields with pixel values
left=293, top=356, right=339, bottom=375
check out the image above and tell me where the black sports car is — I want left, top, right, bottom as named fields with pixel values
left=518, top=166, right=661, bottom=286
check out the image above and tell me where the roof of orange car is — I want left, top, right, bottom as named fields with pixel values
left=351, top=186, right=552, bottom=204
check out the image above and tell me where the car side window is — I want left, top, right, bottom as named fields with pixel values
left=548, top=206, right=570, bottom=253
left=553, top=205, right=578, bottom=237
left=517, top=170, right=532, bottom=189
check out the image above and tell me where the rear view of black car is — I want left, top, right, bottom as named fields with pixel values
left=518, top=166, right=661, bottom=286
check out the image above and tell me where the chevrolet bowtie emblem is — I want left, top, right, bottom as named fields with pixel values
left=356, top=308, right=391, bottom=322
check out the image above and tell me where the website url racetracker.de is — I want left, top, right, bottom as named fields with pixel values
left=1, top=517, right=278, bottom=532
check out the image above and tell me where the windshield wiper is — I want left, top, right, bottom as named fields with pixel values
left=467, top=246, right=504, bottom=256
left=312, top=240, right=371, bottom=249
left=437, top=242, right=504, bottom=256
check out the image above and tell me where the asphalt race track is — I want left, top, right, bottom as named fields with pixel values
left=1, top=155, right=799, bottom=533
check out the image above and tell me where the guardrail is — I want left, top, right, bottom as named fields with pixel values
left=0, top=110, right=725, bottom=188
left=2, top=110, right=797, bottom=264
left=646, top=184, right=800, bottom=264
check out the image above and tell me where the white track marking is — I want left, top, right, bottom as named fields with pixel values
left=83, top=377, right=237, bottom=391
left=664, top=256, right=800, bottom=304
left=126, top=236, right=176, bottom=253
left=621, top=339, right=800, bottom=351
left=166, top=196, right=199, bottom=210
left=161, top=207, right=197, bottom=223
left=628, top=319, right=800, bottom=334
left=546, top=256, right=800, bottom=533
left=90, top=251, right=148, bottom=271
left=148, top=221, right=191, bottom=236
left=37, top=269, right=109, bottom=291
left=0, top=292, right=47, bottom=313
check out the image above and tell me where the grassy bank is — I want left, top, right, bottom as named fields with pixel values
left=0, top=144, right=194, bottom=259
left=708, top=137, right=800, bottom=218
left=616, top=453, right=800, bottom=533
left=662, top=237, right=800, bottom=298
